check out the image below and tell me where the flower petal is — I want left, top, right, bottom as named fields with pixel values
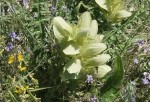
left=95, top=0, right=108, bottom=11
left=80, top=43, right=107, bottom=58
left=64, top=58, right=82, bottom=74
left=53, top=25, right=66, bottom=42
left=85, top=54, right=111, bottom=66
left=115, top=10, right=132, bottom=19
left=53, top=17, right=73, bottom=37
left=88, top=20, right=98, bottom=38
left=97, top=65, right=111, bottom=78
left=77, top=11, right=92, bottom=29
left=63, top=43, right=80, bottom=55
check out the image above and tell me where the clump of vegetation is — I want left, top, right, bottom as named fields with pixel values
left=0, top=0, right=149, bottom=102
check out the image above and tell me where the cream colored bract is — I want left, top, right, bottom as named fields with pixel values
left=53, top=12, right=111, bottom=80
left=95, top=0, right=132, bottom=22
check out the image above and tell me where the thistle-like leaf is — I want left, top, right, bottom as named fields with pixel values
left=100, top=55, right=124, bottom=102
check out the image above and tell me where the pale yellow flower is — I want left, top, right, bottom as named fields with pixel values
left=15, top=86, right=29, bottom=94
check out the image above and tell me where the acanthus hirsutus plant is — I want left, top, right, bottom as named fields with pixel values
left=53, top=11, right=111, bottom=80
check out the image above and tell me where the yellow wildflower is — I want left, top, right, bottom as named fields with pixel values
left=17, top=53, right=24, bottom=62
left=15, top=86, right=29, bottom=94
left=8, top=55, right=15, bottom=64
left=18, top=65, right=26, bottom=71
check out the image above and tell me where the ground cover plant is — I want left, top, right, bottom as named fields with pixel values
left=0, top=0, right=150, bottom=102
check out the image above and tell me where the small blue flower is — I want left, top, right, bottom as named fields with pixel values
left=137, top=39, right=144, bottom=47
left=8, top=32, right=20, bottom=41
left=142, top=72, right=150, bottom=85
left=86, top=75, right=94, bottom=84
left=9, top=32, right=17, bottom=39
left=90, top=96, right=96, bottom=102
left=50, top=6, right=56, bottom=14
left=23, top=0, right=29, bottom=9
left=133, top=58, right=139, bottom=64
left=5, top=42, right=14, bottom=51
left=142, top=78, right=149, bottom=85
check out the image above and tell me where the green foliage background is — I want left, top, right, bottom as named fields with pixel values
left=0, top=0, right=150, bottom=102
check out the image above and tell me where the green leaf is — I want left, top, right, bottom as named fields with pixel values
left=80, top=43, right=107, bottom=58
left=100, top=55, right=124, bottom=102
left=85, top=54, right=111, bottom=67
left=63, top=43, right=80, bottom=55
left=29, top=87, right=51, bottom=92
left=61, top=70, right=80, bottom=81
left=64, top=58, right=82, bottom=74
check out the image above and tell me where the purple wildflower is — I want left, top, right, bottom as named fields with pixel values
left=141, top=72, right=150, bottom=85
left=23, top=0, right=29, bottom=9
left=143, top=72, right=150, bottom=80
left=5, top=42, right=14, bottom=51
left=142, top=78, right=149, bottom=85
left=133, top=58, right=139, bottom=64
left=86, top=75, right=94, bottom=84
left=137, top=39, right=144, bottom=47
left=9, top=32, right=17, bottom=39
left=8, top=32, right=20, bottom=41
left=50, top=6, right=56, bottom=14
left=90, top=96, right=97, bottom=102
